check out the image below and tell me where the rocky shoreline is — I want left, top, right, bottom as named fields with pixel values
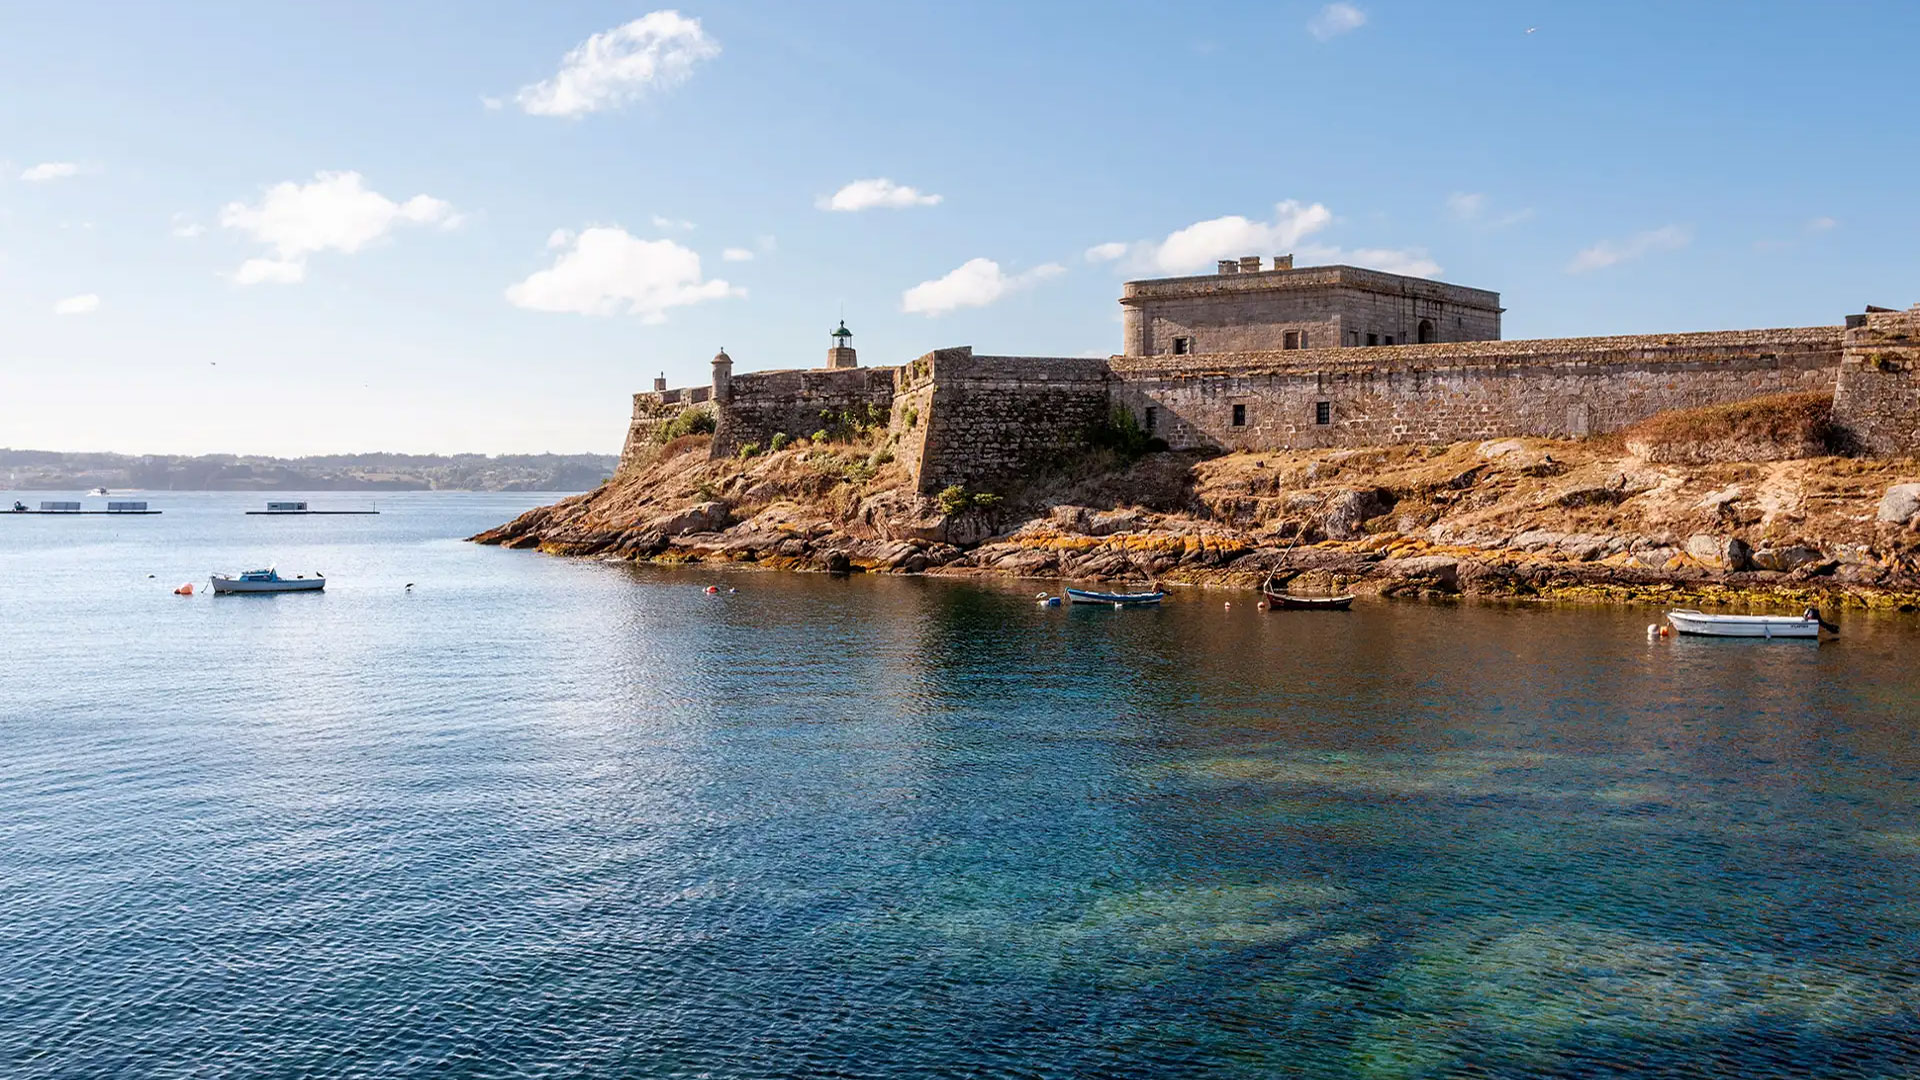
left=473, top=432, right=1920, bottom=610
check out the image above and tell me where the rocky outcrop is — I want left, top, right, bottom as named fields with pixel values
left=474, top=432, right=1920, bottom=608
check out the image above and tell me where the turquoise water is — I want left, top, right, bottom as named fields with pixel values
left=4, top=491, right=1919, bottom=1078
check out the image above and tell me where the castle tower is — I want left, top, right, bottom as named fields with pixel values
left=826, top=319, right=857, bottom=369
left=711, top=348, right=732, bottom=403
left=653, top=372, right=668, bottom=393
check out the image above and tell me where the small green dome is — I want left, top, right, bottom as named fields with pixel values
left=831, top=319, right=852, bottom=339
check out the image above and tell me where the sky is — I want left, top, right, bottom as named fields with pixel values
left=2, top=0, right=1916, bottom=456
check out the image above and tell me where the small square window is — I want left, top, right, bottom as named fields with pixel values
left=1283, top=331, right=1299, bottom=350
left=1384, top=335, right=1395, bottom=346
left=1232, top=403, right=1247, bottom=427
left=1366, top=333, right=1378, bottom=347
left=1171, top=337, right=1191, bottom=355
left=1315, top=401, right=1331, bottom=426
left=1144, top=406, right=1157, bottom=433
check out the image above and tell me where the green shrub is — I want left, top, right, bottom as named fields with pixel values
left=970, top=491, right=1001, bottom=511
left=812, top=429, right=830, bottom=444
left=867, top=447, right=894, bottom=467
left=936, top=484, right=972, bottom=517
left=655, top=406, right=716, bottom=443
left=903, top=405, right=919, bottom=429
left=737, top=441, right=761, bottom=460
left=769, top=432, right=791, bottom=452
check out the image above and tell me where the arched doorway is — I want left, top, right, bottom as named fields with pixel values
left=1417, top=319, right=1435, bottom=344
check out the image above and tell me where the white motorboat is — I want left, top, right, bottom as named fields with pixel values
left=210, top=568, right=325, bottom=594
left=1666, top=608, right=1833, bottom=640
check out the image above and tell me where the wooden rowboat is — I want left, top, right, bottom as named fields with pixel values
left=1065, top=587, right=1166, bottom=607
left=1261, top=573, right=1353, bottom=611
left=1262, top=590, right=1354, bottom=611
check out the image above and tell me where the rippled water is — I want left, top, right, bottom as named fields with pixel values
left=4, top=491, right=1920, bottom=1078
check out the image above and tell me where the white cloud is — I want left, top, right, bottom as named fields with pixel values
left=900, top=258, right=1063, bottom=316
left=1144, top=200, right=1334, bottom=274
left=219, top=171, right=460, bottom=285
left=545, top=227, right=575, bottom=249
left=1806, top=215, right=1838, bottom=233
left=1319, top=246, right=1442, bottom=278
left=53, top=293, right=100, bottom=315
left=651, top=214, right=695, bottom=231
left=234, top=257, right=307, bottom=285
left=1445, top=192, right=1485, bottom=220
left=1308, top=3, right=1367, bottom=40
left=21, top=161, right=81, bottom=182
left=818, top=178, right=942, bottom=212
left=1084, top=241, right=1129, bottom=263
left=170, top=212, right=205, bottom=239
left=1567, top=225, right=1691, bottom=273
left=515, top=11, right=719, bottom=118
left=505, top=225, right=741, bottom=321
left=721, top=247, right=754, bottom=261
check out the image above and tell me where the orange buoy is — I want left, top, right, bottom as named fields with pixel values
left=704, top=585, right=720, bottom=595
left=174, top=583, right=194, bottom=595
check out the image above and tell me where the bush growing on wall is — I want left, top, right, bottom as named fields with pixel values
left=655, top=407, right=716, bottom=443
left=769, top=433, right=791, bottom=452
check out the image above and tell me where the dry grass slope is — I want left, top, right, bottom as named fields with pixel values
left=1624, top=392, right=1837, bottom=464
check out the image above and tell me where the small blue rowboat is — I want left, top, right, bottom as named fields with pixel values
left=1065, top=587, right=1167, bottom=607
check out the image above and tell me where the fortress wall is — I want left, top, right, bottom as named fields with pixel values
left=714, top=367, right=899, bottom=455
left=913, top=350, right=1110, bottom=493
left=1111, top=327, right=1844, bottom=451
left=1834, top=307, right=1920, bottom=455
left=620, top=388, right=714, bottom=471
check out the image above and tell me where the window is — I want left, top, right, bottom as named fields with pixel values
left=1384, top=335, right=1395, bottom=346
left=1232, top=403, right=1247, bottom=427
left=1283, top=330, right=1299, bottom=350
left=1366, top=333, right=1379, bottom=347
left=1418, top=319, right=1435, bottom=344
left=1171, top=336, right=1191, bottom=355
left=1144, top=406, right=1157, bottom=433
left=1315, top=401, right=1331, bottom=426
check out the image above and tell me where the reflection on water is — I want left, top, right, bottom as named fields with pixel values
left=2, top=492, right=1919, bottom=1077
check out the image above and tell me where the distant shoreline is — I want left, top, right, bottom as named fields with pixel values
left=3, top=449, right=617, bottom=494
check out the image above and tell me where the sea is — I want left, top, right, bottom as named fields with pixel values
left=3, top=490, right=1919, bottom=1079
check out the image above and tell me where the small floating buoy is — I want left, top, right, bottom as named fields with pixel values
left=728, top=587, right=736, bottom=594
left=1223, top=600, right=1232, bottom=609
left=174, top=583, right=194, bottom=596
left=1258, top=599, right=1271, bottom=610
left=704, top=585, right=720, bottom=595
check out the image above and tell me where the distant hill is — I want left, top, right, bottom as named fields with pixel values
left=0, top=449, right=617, bottom=492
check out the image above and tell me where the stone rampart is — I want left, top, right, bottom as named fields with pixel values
left=620, top=387, right=714, bottom=471
left=907, top=349, right=1111, bottom=494
left=1834, top=306, right=1920, bottom=455
left=1110, top=326, right=1844, bottom=451
left=713, top=366, right=899, bottom=455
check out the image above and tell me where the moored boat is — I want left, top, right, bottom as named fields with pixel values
left=1263, top=590, right=1355, bottom=611
left=210, top=568, right=325, bottom=594
left=1065, top=587, right=1166, bottom=607
left=1665, top=608, right=1833, bottom=640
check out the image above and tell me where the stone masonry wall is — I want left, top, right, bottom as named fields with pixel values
left=713, top=367, right=899, bottom=456
left=1122, top=265, right=1502, bottom=356
left=1111, top=326, right=1843, bottom=452
left=619, top=387, right=713, bottom=471
left=911, top=350, right=1111, bottom=494
left=1834, top=306, right=1920, bottom=455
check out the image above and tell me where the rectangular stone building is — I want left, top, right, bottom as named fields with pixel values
left=1119, top=256, right=1503, bottom=357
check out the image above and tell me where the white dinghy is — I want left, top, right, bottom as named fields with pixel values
left=1666, top=608, right=1834, bottom=640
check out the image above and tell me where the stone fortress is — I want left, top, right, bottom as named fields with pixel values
left=623, top=257, right=1920, bottom=492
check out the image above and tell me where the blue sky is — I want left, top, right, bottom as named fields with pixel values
left=3, top=0, right=1915, bottom=455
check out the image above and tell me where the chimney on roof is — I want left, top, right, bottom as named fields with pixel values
left=1239, top=255, right=1262, bottom=274
left=1217, top=259, right=1239, bottom=275
left=1273, top=254, right=1294, bottom=270
left=653, top=373, right=668, bottom=392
